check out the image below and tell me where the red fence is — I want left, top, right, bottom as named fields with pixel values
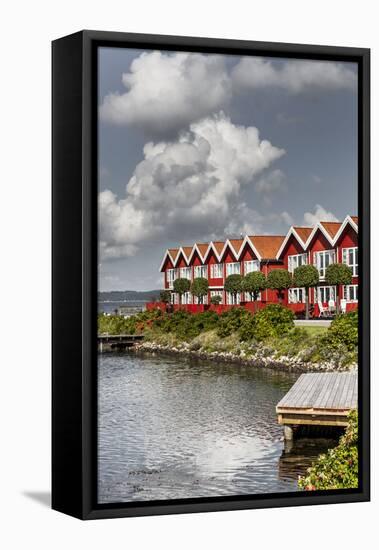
left=146, top=301, right=357, bottom=317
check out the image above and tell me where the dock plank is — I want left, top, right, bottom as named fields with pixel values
left=313, top=372, right=336, bottom=409
left=276, top=372, right=357, bottom=429
left=277, top=372, right=357, bottom=412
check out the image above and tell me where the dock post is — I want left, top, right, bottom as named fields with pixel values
left=283, top=425, right=294, bottom=441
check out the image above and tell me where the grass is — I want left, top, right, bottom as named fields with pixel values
left=300, top=326, right=328, bottom=337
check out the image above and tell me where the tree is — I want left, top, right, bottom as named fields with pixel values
left=210, top=294, right=222, bottom=305
left=191, top=277, right=209, bottom=305
left=160, top=290, right=171, bottom=304
left=293, top=264, right=319, bottom=320
left=266, top=269, right=292, bottom=304
left=173, top=277, right=191, bottom=305
left=224, top=274, right=243, bottom=305
left=242, top=271, right=266, bottom=312
left=325, top=263, right=353, bottom=314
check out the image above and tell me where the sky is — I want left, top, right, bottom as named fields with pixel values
left=98, top=47, right=358, bottom=292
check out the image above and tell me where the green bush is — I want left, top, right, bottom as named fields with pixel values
left=266, top=269, right=292, bottom=303
left=191, top=277, right=209, bottom=304
left=160, top=290, right=171, bottom=303
left=240, top=304, right=295, bottom=341
left=320, top=311, right=358, bottom=352
left=299, top=410, right=358, bottom=490
left=97, top=308, right=163, bottom=335
left=173, top=277, right=191, bottom=304
left=217, top=307, right=252, bottom=338
left=153, top=309, right=219, bottom=341
left=224, top=274, right=243, bottom=304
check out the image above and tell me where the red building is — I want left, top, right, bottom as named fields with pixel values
left=150, top=215, right=358, bottom=316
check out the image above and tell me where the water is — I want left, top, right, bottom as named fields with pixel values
left=98, top=300, right=146, bottom=314
left=98, top=353, right=336, bottom=503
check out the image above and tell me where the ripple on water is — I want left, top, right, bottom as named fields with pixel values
left=98, top=353, right=327, bottom=503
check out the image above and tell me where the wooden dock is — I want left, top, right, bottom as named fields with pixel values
left=98, top=334, right=144, bottom=352
left=276, top=372, right=357, bottom=440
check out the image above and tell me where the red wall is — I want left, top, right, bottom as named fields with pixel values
left=159, top=222, right=359, bottom=315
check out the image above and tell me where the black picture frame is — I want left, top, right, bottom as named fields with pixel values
left=52, top=30, right=370, bottom=520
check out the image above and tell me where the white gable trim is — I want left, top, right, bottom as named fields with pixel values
left=187, top=243, right=206, bottom=264
left=332, top=215, right=358, bottom=245
left=304, top=222, right=335, bottom=249
left=159, top=250, right=177, bottom=272
left=276, top=227, right=307, bottom=259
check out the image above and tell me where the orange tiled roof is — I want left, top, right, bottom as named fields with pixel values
left=182, top=246, right=193, bottom=259
left=229, top=238, right=244, bottom=255
left=168, top=248, right=179, bottom=261
left=249, top=235, right=285, bottom=259
left=320, top=221, right=342, bottom=238
left=196, top=243, right=209, bottom=257
left=351, top=216, right=358, bottom=225
left=212, top=241, right=225, bottom=255
left=293, top=226, right=313, bottom=243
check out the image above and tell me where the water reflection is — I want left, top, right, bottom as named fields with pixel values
left=278, top=438, right=339, bottom=482
left=98, top=352, right=333, bottom=503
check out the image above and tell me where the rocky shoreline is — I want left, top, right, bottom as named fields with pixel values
left=133, top=340, right=357, bottom=373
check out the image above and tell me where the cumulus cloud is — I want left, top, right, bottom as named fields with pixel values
left=303, top=204, right=339, bottom=225
left=100, top=52, right=357, bottom=135
left=100, top=51, right=231, bottom=134
left=99, top=113, right=285, bottom=259
left=231, top=57, right=357, bottom=94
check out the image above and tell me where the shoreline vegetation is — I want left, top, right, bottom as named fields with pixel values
left=98, top=305, right=358, bottom=372
left=298, top=410, right=358, bottom=490
left=97, top=305, right=359, bottom=492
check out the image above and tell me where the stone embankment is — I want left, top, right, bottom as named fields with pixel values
left=133, top=340, right=357, bottom=373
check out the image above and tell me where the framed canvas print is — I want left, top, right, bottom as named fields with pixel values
left=52, top=30, right=370, bottom=520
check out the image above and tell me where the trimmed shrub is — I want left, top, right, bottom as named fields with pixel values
left=293, top=265, right=319, bottom=320
left=210, top=294, right=222, bottom=305
left=325, top=263, right=353, bottom=313
left=173, top=277, right=191, bottom=304
left=191, top=277, right=209, bottom=304
left=242, top=271, right=266, bottom=311
left=266, top=269, right=292, bottom=303
left=299, top=410, right=358, bottom=490
left=224, top=274, right=243, bottom=304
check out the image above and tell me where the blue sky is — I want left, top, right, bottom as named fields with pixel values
left=98, top=47, right=358, bottom=291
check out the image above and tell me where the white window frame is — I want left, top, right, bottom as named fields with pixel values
left=344, top=284, right=358, bottom=303
left=342, top=247, right=358, bottom=277
left=226, top=262, right=241, bottom=276
left=194, top=265, right=208, bottom=279
left=194, top=293, right=208, bottom=305
left=180, top=267, right=192, bottom=280
left=244, top=291, right=261, bottom=302
left=315, top=286, right=337, bottom=304
left=210, top=263, right=223, bottom=278
left=210, top=290, right=223, bottom=304
left=226, top=291, right=241, bottom=305
left=166, top=268, right=178, bottom=289
left=313, top=249, right=336, bottom=279
left=244, top=260, right=260, bottom=274
left=181, top=291, right=192, bottom=305
left=288, top=253, right=307, bottom=274
left=288, top=287, right=306, bottom=304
